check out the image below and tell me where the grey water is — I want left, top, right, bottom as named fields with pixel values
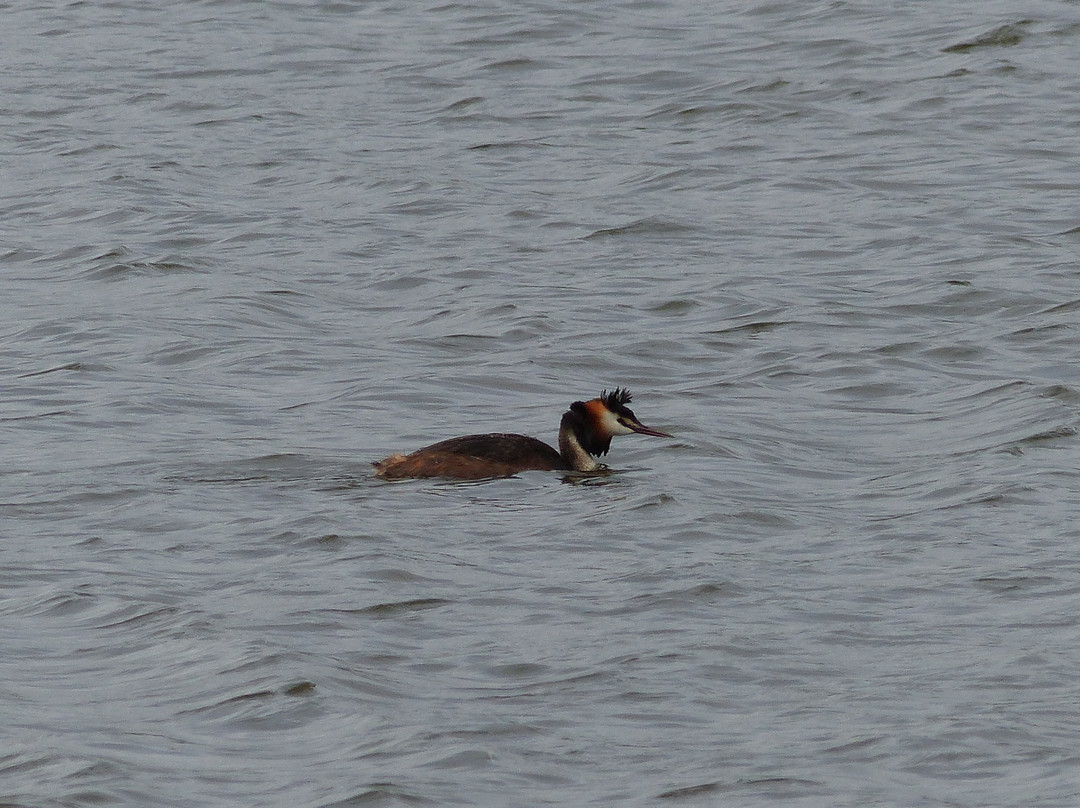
left=3, top=0, right=1080, bottom=805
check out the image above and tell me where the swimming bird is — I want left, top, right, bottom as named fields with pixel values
left=373, top=388, right=672, bottom=480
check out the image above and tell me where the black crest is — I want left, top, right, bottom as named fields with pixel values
left=600, top=387, right=633, bottom=416
left=600, top=388, right=630, bottom=406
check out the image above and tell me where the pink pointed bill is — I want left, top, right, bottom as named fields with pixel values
left=628, top=421, right=673, bottom=438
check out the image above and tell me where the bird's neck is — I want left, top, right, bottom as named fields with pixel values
left=558, top=412, right=600, bottom=472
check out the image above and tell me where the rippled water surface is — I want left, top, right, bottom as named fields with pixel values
left=4, top=1, right=1080, bottom=805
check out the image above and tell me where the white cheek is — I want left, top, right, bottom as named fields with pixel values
left=601, top=409, right=633, bottom=436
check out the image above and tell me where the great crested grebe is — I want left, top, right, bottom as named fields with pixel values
left=373, top=388, right=672, bottom=480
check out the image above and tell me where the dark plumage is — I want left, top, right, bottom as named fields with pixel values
left=373, top=388, right=671, bottom=480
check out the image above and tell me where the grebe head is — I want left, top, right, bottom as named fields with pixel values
left=596, top=387, right=673, bottom=438
left=565, top=388, right=672, bottom=458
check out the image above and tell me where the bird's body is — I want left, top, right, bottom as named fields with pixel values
left=373, top=388, right=671, bottom=480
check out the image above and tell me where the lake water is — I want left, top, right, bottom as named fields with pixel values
left=3, top=1, right=1080, bottom=805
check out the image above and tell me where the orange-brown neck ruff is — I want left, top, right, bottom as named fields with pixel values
left=583, top=398, right=609, bottom=425
left=565, top=400, right=613, bottom=457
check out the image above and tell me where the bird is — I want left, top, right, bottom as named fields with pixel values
left=373, top=388, right=671, bottom=480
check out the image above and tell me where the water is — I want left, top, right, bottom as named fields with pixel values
left=3, top=0, right=1080, bottom=805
